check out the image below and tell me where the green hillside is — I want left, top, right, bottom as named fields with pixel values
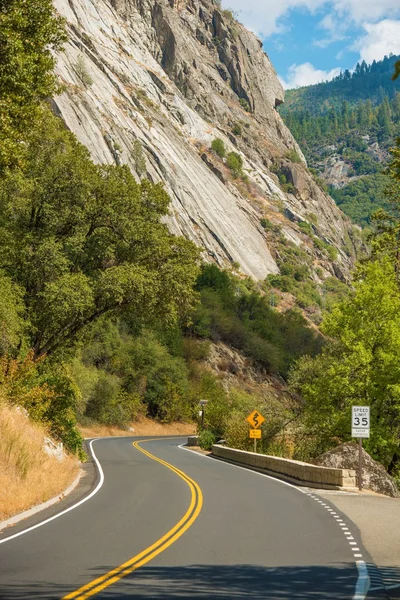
left=283, top=54, right=400, bottom=114
left=280, top=56, right=400, bottom=227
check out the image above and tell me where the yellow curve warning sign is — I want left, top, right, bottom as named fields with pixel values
left=246, top=410, right=265, bottom=429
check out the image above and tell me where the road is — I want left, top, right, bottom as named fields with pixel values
left=0, top=436, right=388, bottom=599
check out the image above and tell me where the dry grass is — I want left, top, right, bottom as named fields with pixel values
left=79, top=416, right=196, bottom=439
left=0, top=404, right=80, bottom=521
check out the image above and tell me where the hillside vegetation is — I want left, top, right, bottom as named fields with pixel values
left=280, top=55, right=400, bottom=227
left=0, top=0, right=399, bottom=496
left=0, top=0, right=325, bottom=466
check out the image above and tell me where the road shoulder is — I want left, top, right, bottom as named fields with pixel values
left=318, top=490, right=400, bottom=599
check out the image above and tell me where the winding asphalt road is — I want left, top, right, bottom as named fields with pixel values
left=0, top=437, right=388, bottom=599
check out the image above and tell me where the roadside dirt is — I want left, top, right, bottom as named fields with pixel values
left=79, top=416, right=196, bottom=439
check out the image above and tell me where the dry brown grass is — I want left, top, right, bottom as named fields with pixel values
left=79, top=416, right=196, bottom=439
left=0, top=404, right=80, bottom=521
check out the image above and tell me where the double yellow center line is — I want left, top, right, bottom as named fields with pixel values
left=63, top=438, right=203, bottom=599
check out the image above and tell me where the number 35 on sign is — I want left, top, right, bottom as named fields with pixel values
left=352, top=406, right=370, bottom=438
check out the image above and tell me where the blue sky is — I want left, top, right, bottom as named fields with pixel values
left=222, top=1, right=400, bottom=88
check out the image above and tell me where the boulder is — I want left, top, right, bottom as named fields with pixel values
left=315, top=443, right=399, bottom=498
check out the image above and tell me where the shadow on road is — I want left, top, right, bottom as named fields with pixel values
left=1, top=562, right=398, bottom=599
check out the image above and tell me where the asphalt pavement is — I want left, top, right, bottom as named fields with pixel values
left=0, top=437, right=388, bottom=599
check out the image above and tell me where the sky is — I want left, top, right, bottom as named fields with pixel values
left=221, top=0, right=400, bottom=89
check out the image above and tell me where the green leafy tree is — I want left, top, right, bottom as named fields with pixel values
left=0, top=273, right=25, bottom=355
left=0, top=0, right=66, bottom=170
left=290, top=259, right=400, bottom=474
left=0, top=109, right=200, bottom=359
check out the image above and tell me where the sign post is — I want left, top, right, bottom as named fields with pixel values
left=246, top=410, right=265, bottom=453
left=199, top=399, right=208, bottom=430
left=352, top=406, right=370, bottom=491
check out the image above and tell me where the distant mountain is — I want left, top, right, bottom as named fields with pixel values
left=283, top=54, right=400, bottom=114
left=280, top=56, right=400, bottom=227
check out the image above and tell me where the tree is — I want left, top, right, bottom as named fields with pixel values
left=0, top=0, right=66, bottom=170
left=393, top=61, right=400, bottom=81
left=0, top=273, right=25, bottom=355
left=0, top=108, right=200, bottom=358
left=290, top=259, right=400, bottom=474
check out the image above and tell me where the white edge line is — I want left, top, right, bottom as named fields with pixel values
left=179, top=443, right=370, bottom=600
left=0, top=438, right=105, bottom=545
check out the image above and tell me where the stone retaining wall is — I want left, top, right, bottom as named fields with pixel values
left=212, top=445, right=357, bottom=490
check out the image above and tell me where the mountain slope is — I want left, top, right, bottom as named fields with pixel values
left=52, top=0, right=357, bottom=281
left=280, top=56, right=400, bottom=227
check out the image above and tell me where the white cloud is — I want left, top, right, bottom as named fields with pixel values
left=351, top=19, right=400, bottom=63
left=280, top=62, right=342, bottom=89
left=223, top=0, right=400, bottom=40
left=333, top=0, right=400, bottom=24
left=313, top=12, right=348, bottom=47
left=221, top=0, right=324, bottom=38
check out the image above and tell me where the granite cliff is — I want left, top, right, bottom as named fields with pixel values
left=53, top=0, right=358, bottom=281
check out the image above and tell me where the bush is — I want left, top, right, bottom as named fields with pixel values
left=198, top=429, right=217, bottom=450
left=239, top=98, right=251, bottom=112
left=260, top=218, right=270, bottom=230
left=211, top=138, right=226, bottom=158
left=285, top=149, right=302, bottom=163
left=75, top=55, right=93, bottom=88
left=232, top=123, right=242, bottom=136
left=298, top=221, right=313, bottom=236
left=131, top=139, right=146, bottom=177
left=226, top=152, right=243, bottom=177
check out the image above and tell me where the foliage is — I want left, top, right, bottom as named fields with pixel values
left=0, top=352, right=84, bottom=457
left=290, top=259, right=400, bottom=474
left=189, top=264, right=322, bottom=379
left=75, top=56, right=93, bottom=88
left=0, top=273, right=25, bottom=355
left=0, top=108, right=200, bottom=359
left=226, top=152, right=243, bottom=177
left=329, top=174, right=392, bottom=228
left=0, top=0, right=66, bottom=170
left=285, top=149, right=302, bottom=163
left=231, top=123, right=242, bottom=136
left=198, top=429, right=217, bottom=450
left=280, top=56, right=400, bottom=228
left=282, top=54, right=400, bottom=112
left=131, top=139, right=147, bottom=178
left=394, top=61, right=400, bottom=81
left=211, top=138, right=226, bottom=158
left=70, top=320, right=195, bottom=426
left=239, top=98, right=251, bottom=112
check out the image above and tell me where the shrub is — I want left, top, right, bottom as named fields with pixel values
left=226, top=152, right=243, bottom=177
left=239, top=98, right=251, bottom=112
left=75, top=55, right=93, bottom=88
left=232, top=123, right=242, bottom=136
left=131, top=139, right=146, bottom=177
left=285, top=149, right=302, bottom=163
left=198, top=429, right=217, bottom=450
left=313, top=237, right=338, bottom=261
left=298, top=221, right=313, bottom=236
left=211, top=138, right=226, bottom=158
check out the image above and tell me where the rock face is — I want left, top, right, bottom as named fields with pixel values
left=53, top=0, right=356, bottom=280
left=315, top=443, right=399, bottom=498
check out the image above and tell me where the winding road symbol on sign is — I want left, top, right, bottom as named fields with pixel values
left=246, top=410, right=265, bottom=429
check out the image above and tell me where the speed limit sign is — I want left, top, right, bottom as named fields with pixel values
left=352, top=406, right=370, bottom=438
